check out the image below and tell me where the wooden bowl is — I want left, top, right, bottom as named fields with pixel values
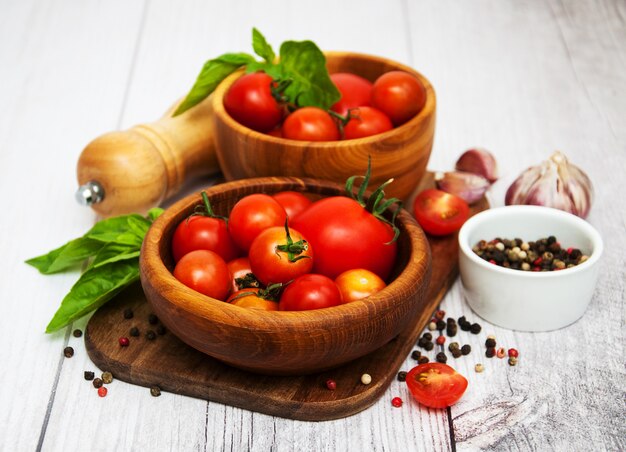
left=140, top=178, right=431, bottom=375
left=211, top=52, right=436, bottom=202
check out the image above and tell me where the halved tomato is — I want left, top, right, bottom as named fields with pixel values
left=405, top=363, right=468, bottom=408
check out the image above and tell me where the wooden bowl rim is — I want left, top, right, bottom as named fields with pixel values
left=211, top=50, right=436, bottom=146
left=141, top=177, right=431, bottom=330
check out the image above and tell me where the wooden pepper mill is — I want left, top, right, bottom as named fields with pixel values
left=76, top=95, right=219, bottom=217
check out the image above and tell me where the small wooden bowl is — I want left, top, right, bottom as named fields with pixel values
left=140, top=178, right=431, bottom=375
left=211, top=52, right=436, bottom=202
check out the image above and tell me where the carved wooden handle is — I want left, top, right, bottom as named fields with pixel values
left=76, top=95, right=219, bottom=217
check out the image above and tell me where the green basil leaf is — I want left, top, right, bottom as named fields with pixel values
left=86, top=214, right=147, bottom=245
left=173, top=53, right=257, bottom=116
left=127, top=216, right=150, bottom=238
left=25, top=237, right=103, bottom=275
left=148, top=207, right=164, bottom=222
left=89, top=242, right=141, bottom=269
left=45, top=259, right=139, bottom=333
left=277, top=40, right=340, bottom=109
left=252, top=28, right=275, bottom=64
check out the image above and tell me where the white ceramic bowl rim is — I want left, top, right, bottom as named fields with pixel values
left=458, top=205, right=603, bottom=279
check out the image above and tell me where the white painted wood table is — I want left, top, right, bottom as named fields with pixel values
left=1, top=0, right=624, bottom=450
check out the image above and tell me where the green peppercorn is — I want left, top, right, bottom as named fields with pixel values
left=411, top=350, right=421, bottom=360
left=436, top=352, right=447, bottom=363
left=150, top=386, right=162, bottom=397
left=397, top=371, right=407, bottom=382
left=508, top=357, right=518, bottom=366
left=461, top=344, right=471, bottom=355
left=101, top=371, right=113, bottom=384
left=448, top=342, right=460, bottom=352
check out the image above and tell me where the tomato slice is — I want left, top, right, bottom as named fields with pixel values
left=406, top=363, right=468, bottom=408
left=412, top=189, right=470, bottom=236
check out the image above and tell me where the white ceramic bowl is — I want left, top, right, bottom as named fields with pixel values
left=458, top=206, right=603, bottom=331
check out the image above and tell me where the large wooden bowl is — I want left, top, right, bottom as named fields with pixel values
left=140, top=178, right=431, bottom=375
left=211, top=52, right=436, bottom=202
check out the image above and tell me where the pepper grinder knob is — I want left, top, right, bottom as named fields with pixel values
left=75, top=181, right=105, bottom=206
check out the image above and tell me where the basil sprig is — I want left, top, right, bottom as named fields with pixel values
left=26, top=208, right=163, bottom=333
left=173, top=28, right=340, bottom=116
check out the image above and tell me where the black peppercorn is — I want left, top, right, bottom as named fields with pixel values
left=451, top=349, right=462, bottom=359
left=547, top=235, right=556, bottom=245
left=470, top=323, right=482, bottom=334
left=73, top=329, right=82, bottom=338
left=93, top=378, right=103, bottom=388
left=397, top=371, right=407, bottom=382
left=446, top=317, right=456, bottom=324
left=423, top=332, right=432, bottom=341
left=84, top=371, right=95, bottom=381
left=411, top=350, right=421, bottom=360
left=458, top=316, right=466, bottom=325
left=418, top=337, right=428, bottom=348
left=460, top=322, right=471, bottom=332
left=424, top=341, right=434, bottom=351
left=485, top=338, right=496, bottom=348
left=436, top=352, right=447, bottom=363
left=130, top=327, right=140, bottom=337
left=446, top=325, right=457, bottom=337
left=156, top=325, right=166, bottom=335
left=436, top=320, right=446, bottom=331
left=148, top=314, right=158, bottom=325
left=146, top=330, right=156, bottom=340
left=418, top=356, right=429, bottom=364
left=461, top=344, right=471, bottom=355
left=150, top=386, right=162, bottom=397
left=123, top=308, right=134, bottom=319
left=486, top=347, right=496, bottom=358
left=63, top=346, right=74, bottom=358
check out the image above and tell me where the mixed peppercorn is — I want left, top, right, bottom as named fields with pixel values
left=473, top=236, right=589, bottom=271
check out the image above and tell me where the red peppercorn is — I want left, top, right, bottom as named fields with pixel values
left=436, top=336, right=446, bottom=345
left=532, top=266, right=541, bottom=272
left=533, top=257, right=543, bottom=266
left=391, top=397, right=403, bottom=408
left=489, top=259, right=496, bottom=265
left=119, top=337, right=130, bottom=347
left=326, top=379, right=336, bottom=391
left=508, top=348, right=519, bottom=358
left=434, top=310, right=446, bottom=320
left=97, top=387, right=108, bottom=397
left=567, top=247, right=573, bottom=254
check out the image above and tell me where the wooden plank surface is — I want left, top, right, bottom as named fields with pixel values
left=0, top=0, right=624, bottom=451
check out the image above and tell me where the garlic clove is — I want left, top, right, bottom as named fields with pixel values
left=455, top=148, right=499, bottom=183
left=505, top=151, right=594, bottom=218
left=435, top=171, right=490, bottom=204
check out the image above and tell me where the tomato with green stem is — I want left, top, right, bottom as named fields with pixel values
left=227, top=287, right=279, bottom=311
left=171, top=192, right=240, bottom=262
left=224, top=72, right=284, bottom=132
left=226, top=257, right=260, bottom=293
left=412, top=189, right=470, bottom=236
left=228, top=194, right=287, bottom=251
left=282, top=107, right=340, bottom=141
left=405, top=363, right=468, bottom=408
left=343, top=107, right=393, bottom=140
left=249, top=221, right=313, bottom=285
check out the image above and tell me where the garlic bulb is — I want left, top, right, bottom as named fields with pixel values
left=505, top=151, right=593, bottom=218
left=456, top=148, right=498, bottom=183
left=435, top=171, right=490, bottom=204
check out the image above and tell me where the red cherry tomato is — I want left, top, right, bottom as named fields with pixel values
left=171, top=215, right=240, bottom=263
left=406, top=363, right=468, bottom=408
left=412, top=189, right=470, bottom=236
left=335, top=268, right=386, bottom=303
left=291, top=196, right=397, bottom=280
left=330, top=72, right=373, bottom=116
left=267, top=127, right=282, bottom=137
left=226, top=257, right=260, bottom=293
left=343, top=107, right=393, bottom=140
left=227, top=288, right=278, bottom=311
left=272, top=191, right=312, bottom=219
left=224, top=72, right=283, bottom=132
left=228, top=194, right=287, bottom=251
left=282, top=107, right=340, bottom=141
left=249, top=225, right=313, bottom=285
left=371, top=71, right=426, bottom=126
left=173, top=250, right=231, bottom=300
left=279, top=274, right=342, bottom=311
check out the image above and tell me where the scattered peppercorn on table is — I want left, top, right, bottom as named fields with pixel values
left=2, top=1, right=625, bottom=451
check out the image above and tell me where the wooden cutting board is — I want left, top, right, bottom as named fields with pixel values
left=85, top=174, right=488, bottom=421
